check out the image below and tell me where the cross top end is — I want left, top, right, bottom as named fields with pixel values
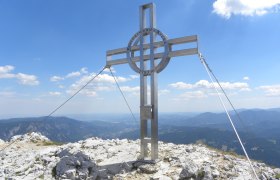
left=106, top=3, right=198, bottom=73
left=125, top=3, right=171, bottom=76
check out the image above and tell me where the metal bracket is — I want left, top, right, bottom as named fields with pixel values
left=141, top=105, right=153, bottom=120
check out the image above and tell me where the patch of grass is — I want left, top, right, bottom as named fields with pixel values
left=276, top=173, right=280, bottom=179
left=42, top=141, right=64, bottom=146
left=39, top=174, right=44, bottom=179
left=197, top=142, right=244, bottom=159
left=225, top=151, right=239, bottom=157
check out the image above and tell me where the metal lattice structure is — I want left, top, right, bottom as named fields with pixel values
left=106, top=3, right=198, bottom=160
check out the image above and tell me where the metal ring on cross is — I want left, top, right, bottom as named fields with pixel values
left=126, top=28, right=170, bottom=76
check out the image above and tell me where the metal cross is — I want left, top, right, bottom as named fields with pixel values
left=106, top=3, right=198, bottom=160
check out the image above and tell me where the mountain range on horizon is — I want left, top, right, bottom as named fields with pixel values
left=0, top=108, right=280, bottom=167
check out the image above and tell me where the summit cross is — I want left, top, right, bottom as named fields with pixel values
left=106, top=3, right=198, bottom=160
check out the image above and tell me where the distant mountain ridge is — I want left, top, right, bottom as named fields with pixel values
left=0, top=116, right=134, bottom=142
left=0, top=108, right=280, bottom=167
left=160, top=109, right=280, bottom=139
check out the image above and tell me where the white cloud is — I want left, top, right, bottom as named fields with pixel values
left=210, top=81, right=250, bottom=91
left=76, top=73, right=126, bottom=85
left=243, top=76, right=250, bottom=81
left=258, top=85, right=280, bottom=96
left=49, top=91, right=61, bottom=96
left=50, top=67, right=90, bottom=83
left=16, top=73, right=39, bottom=85
left=180, top=91, right=207, bottom=99
left=0, top=65, right=16, bottom=79
left=103, top=67, right=116, bottom=73
left=83, top=91, right=97, bottom=97
left=208, top=92, right=224, bottom=97
left=95, top=73, right=129, bottom=83
left=80, top=67, right=88, bottom=74
left=213, top=0, right=280, bottom=18
left=0, top=65, right=14, bottom=74
left=120, top=86, right=140, bottom=93
left=169, top=82, right=193, bottom=89
left=50, top=76, right=64, bottom=82
left=169, top=80, right=250, bottom=91
left=66, top=87, right=98, bottom=97
left=0, top=73, right=15, bottom=79
left=84, top=85, right=112, bottom=92
left=169, top=80, right=250, bottom=101
left=66, top=71, right=81, bottom=78
left=0, top=65, right=39, bottom=85
left=66, top=73, right=129, bottom=97
left=129, top=75, right=139, bottom=79
left=159, top=89, right=170, bottom=96
left=58, top=85, right=64, bottom=89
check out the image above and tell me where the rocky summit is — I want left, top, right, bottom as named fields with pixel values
left=0, top=132, right=279, bottom=180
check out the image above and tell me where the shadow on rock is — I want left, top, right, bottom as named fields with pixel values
left=53, top=150, right=154, bottom=179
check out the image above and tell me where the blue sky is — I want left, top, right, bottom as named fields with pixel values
left=0, top=0, right=280, bottom=117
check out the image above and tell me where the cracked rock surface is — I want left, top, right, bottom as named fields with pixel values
left=0, top=132, right=279, bottom=179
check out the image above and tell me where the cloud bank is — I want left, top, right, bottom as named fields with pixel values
left=0, top=65, right=39, bottom=85
left=169, top=80, right=250, bottom=91
left=213, top=0, right=280, bottom=18
left=258, top=85, right=280, bottom=96
left=50, top=67, right=89, bottom=82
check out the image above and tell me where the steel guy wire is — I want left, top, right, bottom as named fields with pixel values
left=198, top=53, right=257, bottom=139
left=0, top=65, right=107, bottom=153
left=199, top=52, right=260, bottom=178
left=198, top=52, right=259, bottom=180
left=108, top=66, right=138, bottom=127
left=198, top=54, right=257, bottom=139
left=45, top=66, right=107, bottom=119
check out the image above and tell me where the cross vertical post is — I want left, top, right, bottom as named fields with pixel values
left=139, top=4, right=148, bottom=159
left=139, top=3, right=158, bottom=160
left=106, top=3, right=198, bottom=161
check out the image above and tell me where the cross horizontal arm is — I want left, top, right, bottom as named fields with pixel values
left=107, top=35, right=197, bottom=56
left=106, top=35, right=198, bottom=66
left=107, top=48, right=198, bottom=66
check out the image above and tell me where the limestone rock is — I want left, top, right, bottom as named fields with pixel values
left=10, top=132, right=50, bottom=143
left=179, top=160, right=199, bottom=179
left=138, top=164, right=159, bottom=174
left=0, top=132, right=279, bottom=180
left=55, top=151, right=96, bottom=179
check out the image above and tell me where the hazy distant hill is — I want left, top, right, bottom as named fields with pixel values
left=0, top=116, right=134, bottom=142
left=0, top=108, right=279, bottom=166
left=159, top=109, right=280, bottom=140
left=118, top=125, right=280, bottom=167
